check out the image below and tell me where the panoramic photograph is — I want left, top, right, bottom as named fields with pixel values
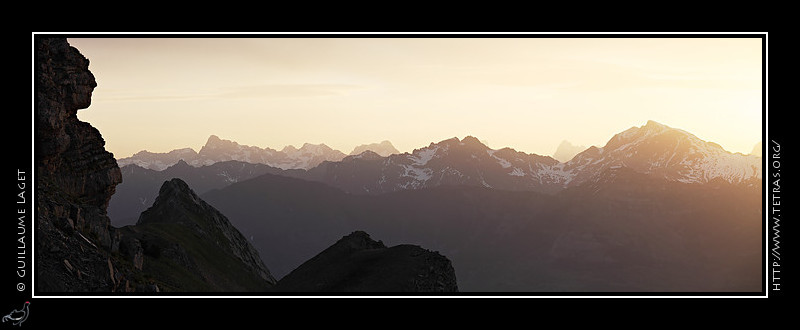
left=33, top=35, right=764, bottom=295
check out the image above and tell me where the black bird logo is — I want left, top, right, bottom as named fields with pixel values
left=2, top=301, right=29, bottom=326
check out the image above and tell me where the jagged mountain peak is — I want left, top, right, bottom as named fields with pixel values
left=644, top=119, right=668, bottom=129
left=132, top=148, right=195, bottom=157
left=461, top=135, right=489, bottom=149
left=331, top=231, right=387, bottom=252
left=157, top=177, right=191, bottom=196
left=609, top=120, right=705, bottom=149
left=299, top=142, right=332, bottom=153
left=131, top=150, right=154, bottom=157
left=566, top=120, right=761, bottom=185
left=437, top=137, right=460, bottom=145
left=137, top=178, right=202, bottom=225
left=207, top=134, right=221, bottom=143
left=135, top=177, right=277, bottom=287
left=344, top=150, right=384, bottom=161
left=172, top=159, right=191, bottom=168
left=200, top=135, right=240, bottom=150
left=426, top=136, right=490, bottom=151
left=350, top=140, right=400, bottom=157
left=553, top=140, right=587, bottom=163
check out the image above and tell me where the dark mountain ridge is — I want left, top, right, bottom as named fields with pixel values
left=109, top=159, right=301, bottom=226
left=275, top=231, right=458, bottom=292
left=202, top=167, right=761, bottom=292
left=117, top=178, right=276, bottom=291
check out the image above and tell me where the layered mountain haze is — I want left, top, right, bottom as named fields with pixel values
left=118, top=135, right=399, bottom=171
left=109, top=121, right=763, bottom=227
left=304, top=121, right=762, bottom=195
left=118, top=148, right=199, bottom=171
left=42, top=38, right=762, bottom=294
left=349, top=140, right=400, bottom=157
left=105, top=118, right=762, bottom=291
left=201, top=168, right=760, bottom=291
left=116, top=120, right=760, bottom=199
left=553, top=140, right=587, bottom=162
left=109, top=160, right=305, bottom=226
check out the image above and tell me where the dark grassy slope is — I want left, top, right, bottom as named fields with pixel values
left=119, top=178, right=276, bottom=292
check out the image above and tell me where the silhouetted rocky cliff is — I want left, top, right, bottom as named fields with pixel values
left=36, top=37, right=125, bottom=291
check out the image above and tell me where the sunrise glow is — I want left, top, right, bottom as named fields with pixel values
left=69, top=35, right=763, bottom=158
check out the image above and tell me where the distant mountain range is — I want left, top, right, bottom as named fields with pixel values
left=295, top=120, right=761, bottom=194
left=110, top=120, right=762, bottom=226
left=116, top=135, right=401, bottom=170
left=349, top=140, right=400, bottom=157
left=105, top=120, right=763, bottom=291
left=553, top=140, right=586, bottom=162
left=117, top=121, right=760, bottom=190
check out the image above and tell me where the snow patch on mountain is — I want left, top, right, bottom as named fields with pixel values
left=509, top=168, right=526, bottom=177
left=487, top=150, right=512, bottom=168
left=400, top=164, right=433, bottom=182
left=218, top=171, right=238, bottom=183
left=412, top=146, right=439, bottom=166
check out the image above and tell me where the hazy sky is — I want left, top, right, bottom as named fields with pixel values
left=67, top=35, right=764, bottom=158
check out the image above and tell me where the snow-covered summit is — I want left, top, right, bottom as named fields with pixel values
left=563, top=120, right=761, bottom=186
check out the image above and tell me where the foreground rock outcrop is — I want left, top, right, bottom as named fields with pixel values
left=36, top=37, right=125, bottom=292
left=275, top=231, right=458, bottom=292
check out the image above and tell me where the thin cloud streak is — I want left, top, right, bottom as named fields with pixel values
left=94, top=84, right=366, bottom=103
